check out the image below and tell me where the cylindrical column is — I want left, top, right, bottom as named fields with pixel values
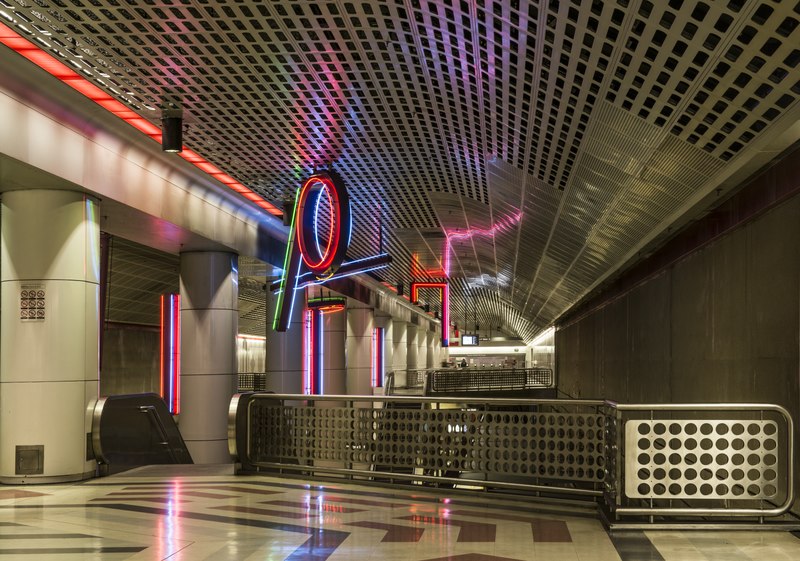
left=1, top=190, right=99, bottom=483
left=407, top=324, right=419, bottom=374
left=346, top=305, right=374, bottom=396
left=322, top=309, right=346, bottom=395
left=433, top=324, right=443, bottom=367
left=374, top=315, right=393, bottom=394
left=426, top=329, right=435, bottom=368
left=179, top=251, right=238, bottom=464
left=416, top=325, right=427, bottom=370
left=265, top=275, right=303, bottom=394
left=392, top=320, right=408, bottom=388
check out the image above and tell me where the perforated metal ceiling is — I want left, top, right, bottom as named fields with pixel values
left=4, top=0, right=800, bottom=342
left=106, top=238, right=269, bottom=335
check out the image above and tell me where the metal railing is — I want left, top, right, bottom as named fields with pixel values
left=238, top=372, right=268, bottom=392
left=424, top=367, right=554, bottom=395
left=229, top=393, right=796, bottom=523
left=383, top=369, right=429, bottom=395
left=605, top=401, right=795, bottom=520
left=385, top=367, right=554, bottom=396
left=230, top=393, right=609, bottom=497
left=406, top=368, right=428, bottom=388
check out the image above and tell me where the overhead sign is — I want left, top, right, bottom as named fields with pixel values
left=272, top=172, right=390, bottom=332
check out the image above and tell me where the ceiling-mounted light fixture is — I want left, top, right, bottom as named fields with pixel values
left=161, top=105, right=183, bottom=153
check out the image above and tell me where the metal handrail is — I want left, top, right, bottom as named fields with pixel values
left=384, top=371, right=395, bottom=395
left=229, top=393, right=796, bottom=520
left=231, top=393, right=609, bottom=498
left=90, top=397, right=107, bottom=463
left=139, top=405, right=179, bottom=464
left=426, top=367, right=553, bottom=394
left=246, top=393, right=604, bottom=406
left=606, top=401, right=795, bottom=518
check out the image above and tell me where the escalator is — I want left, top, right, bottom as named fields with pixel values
left=91, top=393, right=192, bottom=475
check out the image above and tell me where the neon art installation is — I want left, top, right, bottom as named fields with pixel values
left=272, top=172, right=390, bottom=332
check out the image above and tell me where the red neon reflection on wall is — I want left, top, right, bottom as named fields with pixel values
left=0, top=22, right=281, bottom=217
left=159, top=293, right=180, bottom=414
left=410, top=282, right=449, bottom=347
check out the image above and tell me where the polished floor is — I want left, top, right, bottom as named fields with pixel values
left=0, top=465, right=799, bottom=560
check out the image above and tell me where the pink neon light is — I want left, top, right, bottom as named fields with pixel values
left=427, top=211, right=523, bottom=277
left=173, top=294, right=181, bottom=414
left=445, top=211, right=522, bottom=275
left=158, top=294, right=180, bottom=413
left=303, top=309, right=312, bottom=395
left=159, top=295, right=165, bottom=398
left=372, top=328, right=377, bottom=387
left=0, top=23, right=282, bottom=218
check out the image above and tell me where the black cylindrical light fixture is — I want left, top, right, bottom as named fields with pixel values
left=161, top=108, right=183, bottom=153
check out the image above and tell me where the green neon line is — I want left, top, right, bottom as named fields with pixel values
left=272, top=187, right=303, bottom=331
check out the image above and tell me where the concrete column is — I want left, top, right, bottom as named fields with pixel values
left=179, top=251, right=238, bottom=464
left=407, top=324, right=419, bottom=374
left=374, top=315, right=393, bottom=393
left=426, top=329, right=435, bottom=368
left=346, top=305, right=374, bottom=395
left=322, top=309, right=347, bottom=395
left=417, top=325, right=427, bottom=370
left=0, top=190, right=99, bottom=483
left=392, top=320, right=408, bottom=387
left=265, top=275, right=303, bottom=394
left=433, top=324, right=444, bottom=367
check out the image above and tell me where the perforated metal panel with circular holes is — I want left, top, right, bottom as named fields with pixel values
left=251, top=403, right=606, bottom=483
left=624, top=420, right=780, bottom=500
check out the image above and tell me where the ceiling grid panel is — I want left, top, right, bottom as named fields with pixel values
left=2, top=0, right=799, bottom=341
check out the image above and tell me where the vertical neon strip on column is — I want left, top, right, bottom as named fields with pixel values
left=315, top=310, right=324, bottom=395
left=159, top=293, right=181, bottom=414
left=372, top=327, right=384, bottom=387
left=304, top=309, right=325, bottom=395
left=371, top=328, right=376, bottom=387
left=441, top=284, right=449, bottom=347
left=159, top=295, right=165, bottom=398
left=173, top=294, right=181, bottom=414
left=168, top=295, right=174, bottom=410
left=303, top=309, right=312, bottom=395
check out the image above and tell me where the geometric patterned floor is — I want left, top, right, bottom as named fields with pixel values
left=1, top=465, right=799, bottom=560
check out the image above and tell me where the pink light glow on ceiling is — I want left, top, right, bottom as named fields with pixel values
left=413, top=211, right=523, bottom=279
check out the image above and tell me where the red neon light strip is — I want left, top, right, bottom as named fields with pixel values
left=159, top=294, right=180, bottom=414
left=296, top=176, right=340, bottom=272
left=172, top=294, right=181, bottom=414
left=159, top=295, right=165, bottom=398
left=411, top=253, right=445, bottom=278
left=0, top=22, right=282, bottom=217
left=410, top=282, right=450, bottom=347
left=317, top=182, right=336, bottom=268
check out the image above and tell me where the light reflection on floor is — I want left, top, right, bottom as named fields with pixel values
left=0, top=465, right=798, bottom=560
